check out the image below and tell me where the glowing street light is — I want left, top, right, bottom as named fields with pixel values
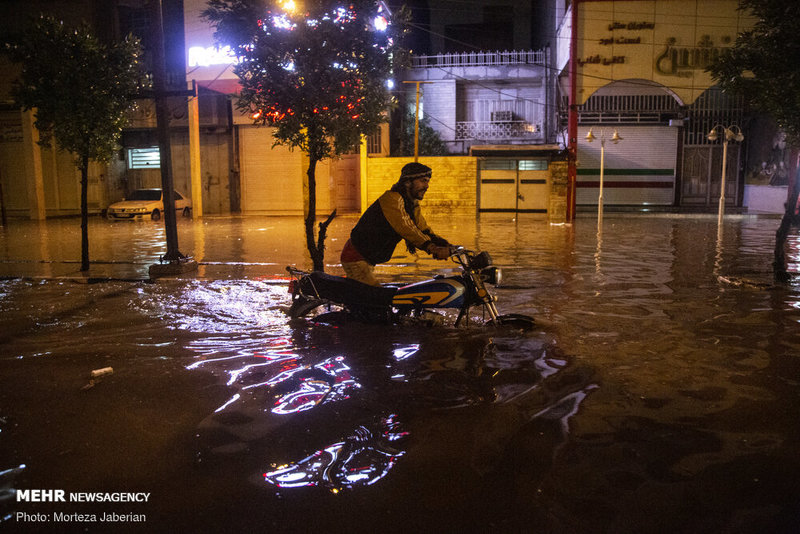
left=706, top=124, right=744, bottom=226
left=373, top=14, right=388, bottom=31
left=585, top=128, right=623, bottom=222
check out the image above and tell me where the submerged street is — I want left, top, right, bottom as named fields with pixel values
left=1, top=213, right=799, bottom=532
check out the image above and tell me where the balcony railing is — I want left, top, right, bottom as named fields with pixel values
left=412, top=50, right=546, bottom=69
left=455, top=121, right=541, bottom=141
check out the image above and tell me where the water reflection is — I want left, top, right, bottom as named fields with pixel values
left=4, top=215, right=799, bottom=530
left=264, top=414, right=407, bottom=492
left=132, top=253, right=589, bottom=492
left=268, top=356, right=359, bottom=415
left=171, top=293, right=591, bottom=495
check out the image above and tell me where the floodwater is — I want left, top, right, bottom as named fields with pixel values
left=1, top=213, right=799, bottom=533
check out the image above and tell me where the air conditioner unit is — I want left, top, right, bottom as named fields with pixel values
left=490, top=110, right=513, bottom=122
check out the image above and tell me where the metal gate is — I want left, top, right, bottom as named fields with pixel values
left=478, top=159, right=549, bottom=214
left=681, top=144, right=740, bottom=206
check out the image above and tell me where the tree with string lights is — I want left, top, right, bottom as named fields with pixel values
left=203, top=0, right=407, bottom=272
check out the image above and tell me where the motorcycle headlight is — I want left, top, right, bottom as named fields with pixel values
left=481, top=266, right=502, bottom=286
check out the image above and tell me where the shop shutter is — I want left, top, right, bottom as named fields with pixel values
left=576, top=125, right=677, bottom=206
left=239, top=126, right=303, bottom=214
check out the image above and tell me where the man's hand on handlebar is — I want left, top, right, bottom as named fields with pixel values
left=429, top=244, right=452, bottom=260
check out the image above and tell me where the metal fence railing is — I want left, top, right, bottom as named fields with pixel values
left=455, top=121, right=541, bottom=141
left=411, top=50, right=546, bottom=69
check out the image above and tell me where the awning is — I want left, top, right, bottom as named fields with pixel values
left=195, top=78, right=242, bottom=95
left=469, top=144, right=565, bottom=158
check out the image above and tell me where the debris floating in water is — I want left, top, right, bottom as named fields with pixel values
left=81, top=367, right=114, bottom=391
left=90, top=367, right=114, bottom=379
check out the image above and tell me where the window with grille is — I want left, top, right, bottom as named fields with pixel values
left=519, top=159, right=548, bottom=170
left=127, top=147, right=161, bottom=169
left=367, top=129, right=382, bottom=154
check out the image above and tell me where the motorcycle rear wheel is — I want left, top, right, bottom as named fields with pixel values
left=288, top=296, right=326, bottom=318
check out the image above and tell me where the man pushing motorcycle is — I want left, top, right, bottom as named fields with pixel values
left=340, top=162, right=451, bottom=286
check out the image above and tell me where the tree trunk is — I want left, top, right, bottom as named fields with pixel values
left=80, top=155, right=89, bottom=272
left=773, top=162, right=800, bottom=284
left=303, top=157, right=337, bottom=272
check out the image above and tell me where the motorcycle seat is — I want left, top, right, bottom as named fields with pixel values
left=302, top=271, right=396, bottom=308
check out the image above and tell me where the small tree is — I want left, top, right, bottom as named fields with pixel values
left=390, top=111, right=449, bottom=157
left=708, top=0, right=800, bottom=282
left=203, top=0, right=406, bottom=271
left=5, top=16, right=148, bottom=271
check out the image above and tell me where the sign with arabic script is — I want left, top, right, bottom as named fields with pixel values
left=574, top=0, right=753, bottom=106
left=655, top=36, right=730, bottom=78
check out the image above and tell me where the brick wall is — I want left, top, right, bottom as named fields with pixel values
left=365, top=156, right=477, bottom=214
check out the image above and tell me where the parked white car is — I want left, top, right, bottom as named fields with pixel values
left=107, top=189, right=192, bottom=221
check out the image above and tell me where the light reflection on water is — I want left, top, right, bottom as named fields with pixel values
left=174, top=304, right=582, bottom=493
left=139, top=272, right=586, bottom=494
left=2, top=215, right=800, bottom=530
left=263, top=414, right=407, bottom=491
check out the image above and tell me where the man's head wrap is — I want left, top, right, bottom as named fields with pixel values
left=399, top=162, right=432, bottom=182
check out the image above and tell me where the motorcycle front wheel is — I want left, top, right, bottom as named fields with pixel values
left=487, top=313, right=535, bottom=330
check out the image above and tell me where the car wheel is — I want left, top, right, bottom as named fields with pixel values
left=182, top=207, right=191, bottom=218
left=151, top=209, right=161, bottom=221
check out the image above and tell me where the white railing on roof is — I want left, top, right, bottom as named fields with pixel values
left=411, top=50, right=546, bottom=68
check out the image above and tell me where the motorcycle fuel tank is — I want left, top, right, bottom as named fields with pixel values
left=392, top=278, right=465, bottom=308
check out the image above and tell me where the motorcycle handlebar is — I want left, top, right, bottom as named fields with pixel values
left=449, top=245, right=471, bottom=256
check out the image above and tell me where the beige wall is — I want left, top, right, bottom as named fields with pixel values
left=364, top=155, right=569, bottom=222
left=576, top=0, right=754, bottom=105
left=364, top=156, right=478, bottom=214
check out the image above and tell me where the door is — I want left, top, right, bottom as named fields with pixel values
left=681, top=144, right=740, bottom=206
left=331, top=154, right=359, bottom=213
left=478, top=158, right=549, bottom=214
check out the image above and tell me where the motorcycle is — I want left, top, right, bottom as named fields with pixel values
left=286, top=247, right=534, bottom=329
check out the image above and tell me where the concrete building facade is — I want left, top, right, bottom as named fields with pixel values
left=556, top=0, right=794, bottom=214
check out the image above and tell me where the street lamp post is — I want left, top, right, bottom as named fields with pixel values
left=585, top=128, right=623, bottom=222
left=707, top=124, right=744, bottom=226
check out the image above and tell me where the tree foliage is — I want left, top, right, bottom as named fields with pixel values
left=5, top=15, right=149, bottom=270
left=7, top=16, right=147, bottom=165
left=708, top=0, right=800, bottom=283
left=203, top=0, right=407, bottom=271
left=391, top=111, right=449, bottom=157
left=708, top=0, right=800, bottom=144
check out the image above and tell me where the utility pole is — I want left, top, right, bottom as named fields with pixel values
left=403, top=81, right=432, bottom=162
left=148, top=0, right=197, bottom=278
